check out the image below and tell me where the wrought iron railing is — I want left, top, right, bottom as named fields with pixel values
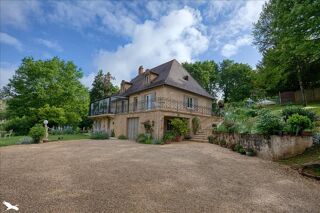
left=90, top=97, right=213, bottom=116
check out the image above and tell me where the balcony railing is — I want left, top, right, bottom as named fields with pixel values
left=90, top=97, right=213, bottom=116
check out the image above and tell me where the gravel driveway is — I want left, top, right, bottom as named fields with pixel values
left=0, top=140, right=319, bottom=212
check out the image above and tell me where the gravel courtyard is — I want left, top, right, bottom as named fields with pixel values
left=0, top=140, right=319, bottom=213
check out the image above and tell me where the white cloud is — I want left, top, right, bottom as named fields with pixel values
left=80, top=72, right=96, bottom=89
left=0, top=0, right=42, bottom=29
left=36, top=38, right=63, bottom=52
left=221, top=35, right=253, bottom=57
left=0, top=32, right=23, bottom=51
left=94, top=7, right=209, bottom=85
left=0, top=62, right=17, bottom=87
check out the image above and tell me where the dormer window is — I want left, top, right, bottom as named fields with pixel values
left=183, top=75, right=189, bottom=81
left=145, top=74, right=150, bottom=84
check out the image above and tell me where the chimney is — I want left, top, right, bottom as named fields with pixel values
left=138, top=65, right=144, bottom=75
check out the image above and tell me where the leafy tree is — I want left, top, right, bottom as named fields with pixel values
left=218, top=60, right=255, bottom=102
left=2, top=57, right=89, bottom=134
left=182, top=60, right=219, bottom=96
left=90, top=70, right=119, bottom=102
left=253, top=0, right=320, bottom=105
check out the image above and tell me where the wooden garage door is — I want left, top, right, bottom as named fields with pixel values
left=127, top=118, right=139, bottom=140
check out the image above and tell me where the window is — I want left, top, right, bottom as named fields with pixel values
left=145, top=94, right=152, bottom=110
left=133, top=97, right=138, bottom=111
left=145, top=74, right=150, bottom=84
left=187, top=97, right=194, bottom=109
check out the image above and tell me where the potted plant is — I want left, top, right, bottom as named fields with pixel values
left=171, top=118, right=189, bottom=142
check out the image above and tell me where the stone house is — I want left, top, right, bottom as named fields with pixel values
left=89, top=59, right=220, bottom=140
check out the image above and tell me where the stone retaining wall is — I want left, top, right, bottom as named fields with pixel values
left=212, top=133, right=313, bottom=160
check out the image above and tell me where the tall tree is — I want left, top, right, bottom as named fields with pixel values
left=253, top=0, right=320, bottom=106
left=219, top=60, right=254, bottom=102
left=90, top=70, right=119, bottom=102
left=182, top=60, right=219, bottom=96
left=3, top=57, right=89, bottom=133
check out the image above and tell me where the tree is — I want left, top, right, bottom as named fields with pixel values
left=2, top=57, right=89, bottom=134
left=253, top=0, right=320, bottom=106
left=90, top=70, right=119, bottom=102
left=182, top=60, right=219, bottom=96
left=219, top=60, right=254, bottom=102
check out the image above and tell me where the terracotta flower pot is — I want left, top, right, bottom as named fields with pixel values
left=175, top=135, right=182, bottom=142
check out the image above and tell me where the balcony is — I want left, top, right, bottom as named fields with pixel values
left=89, top=97, right=213, bottom=116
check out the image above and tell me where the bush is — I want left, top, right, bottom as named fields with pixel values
left=111, top=129, right=115, bottom=137
left=233, top=144, right=243, bottom=152
left=191, top=116, right=201, bottom=134
left=184, top=134, right=192, bottom=140
left=282, top=106, right=317, bottom=122
left=208, top=135, right=215, bottom=144
left=118, top=134, right=128, bottom=140
left=29, top=124, right=45, bottom=143
left=163, top=131, right=175, bottom=143
left=256, top=111, right=284, bottom=135
left=219, top=139, right=227, bottom=147
left=50, top=127, right=74, bottom=135
left=285, top=114, right=313, bottom=136
left=152, top=139, right=164, bottom=145
left=5, top=116, right=35, bottom=135
left=313, top=133, right=320, bottom=144
left=90, top=131, right=109, bottom=139
left=245, top=148, right=256, bottom=156
left=239, top=148, right=246, bottom=155
left=136, top=133, right=153, bottom=144
left=171, top=118, right=189, bottom=136
left=16, top=136, right=34, bottom=145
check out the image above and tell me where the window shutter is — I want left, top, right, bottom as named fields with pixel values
left=194, top=98, right=198, bottom=110
left=183, top=95, right=187, bottom=107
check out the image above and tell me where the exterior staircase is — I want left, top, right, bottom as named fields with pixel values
left=190, top=130, right=208, bottom=143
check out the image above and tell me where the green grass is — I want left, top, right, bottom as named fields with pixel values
left=0, top=134, right=90, bottom=147
left=264, top=102, right=320, bottom=116
left=0, top=136, right=23, bottom=147
left=278, top=144, right=320, bottom=167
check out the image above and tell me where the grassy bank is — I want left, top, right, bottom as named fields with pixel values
left=278, top=144, right=320, bottom=175
left=0, top=134, right=90, bottom=147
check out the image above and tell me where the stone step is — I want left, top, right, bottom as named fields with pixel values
left=193, top=136, right=207, bottom=140
left=190, top=139, right=208, bottom=143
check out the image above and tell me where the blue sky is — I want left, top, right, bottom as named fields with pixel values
left=0, top=0, right=265, bottom=88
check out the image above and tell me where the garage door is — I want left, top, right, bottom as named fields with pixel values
left=127, top=118, right=139, bottom=140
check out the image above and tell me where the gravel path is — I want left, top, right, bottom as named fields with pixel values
left=0, top=140, right=319, bottom=213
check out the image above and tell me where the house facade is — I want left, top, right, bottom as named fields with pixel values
left=89, top=59, right=220, bottom=140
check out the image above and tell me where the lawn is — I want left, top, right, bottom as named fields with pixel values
left=264, top=102, right=320, bottom=116
left=0, top=134, right=90, bottom=147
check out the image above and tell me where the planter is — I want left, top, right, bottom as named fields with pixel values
left=175, top=135, right=183, bottom=142
left=302, top=130, right=313, bottom=137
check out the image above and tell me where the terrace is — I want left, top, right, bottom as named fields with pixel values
left=89, top=96, right=213, bottom=116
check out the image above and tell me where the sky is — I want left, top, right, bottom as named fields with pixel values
left=0, top=0, right=266, bottom=88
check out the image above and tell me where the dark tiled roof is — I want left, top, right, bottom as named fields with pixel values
left=120, top=59, right=213, bottom=99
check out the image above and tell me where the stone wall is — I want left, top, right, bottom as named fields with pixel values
left=212, top=133, right=313, bottom=160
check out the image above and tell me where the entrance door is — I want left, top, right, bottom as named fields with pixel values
left=127, top=118, right=139, bottom=140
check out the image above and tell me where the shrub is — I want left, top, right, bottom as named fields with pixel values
left=171, top=118, right=189, bottom=136
left=285, top=114, right=313, bottom=136
left=282, top=106, right=317, bottom=122
left=152, top=139, right=164, bottom=145
left=239, top=148, right=246, bottom=155
left=5, top=116, right=35, bottom=135
left=50, top=127, right=74, bottom=135
left=90, top=131, right=109, bottom=139
left=245, top=148, right=256, bottom=156
left=29, top=124, right=45, bottom=143
left=233, top=144, right=243, bottom=152
left=256, top=111, right=284, bottom=135
left=136, top=133, right=153, bottom=144
left=143, top=120, right=154, bottom=133
left=313, top=133, right=320, bottom=144
left=191, top=116, right=201, bottom=134
left=111, top=129, right=115, bottom=137
left=118, top=134, right=128, bottom=140
left=215, top=123, right=228, bottom=133
left=16, top=136, right=34, bottom=145
left=219, top=139, right=227, bottom=147
left=208, top=135, right=215, bottom=144
left=163, top=131, right=175, bottom=143
left=184, top=134, right=192, bottom=140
